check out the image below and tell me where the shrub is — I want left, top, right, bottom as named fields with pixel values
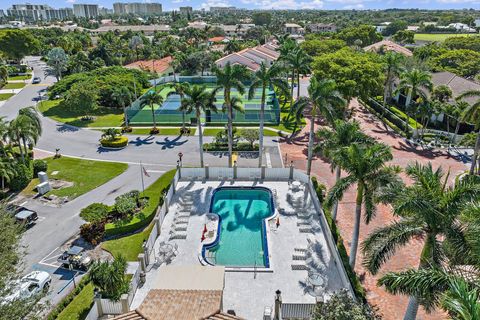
left=10, top=162, right=33, bottom=191
left=80, top=221, right=105, bottom=245
left=100, top=136, right=128, bottom=148
left=311, top=176, right=326, bottom=203
left=46, top=277, right=91, bottom=320
left=240, top=129, right=259, bottom=148
left=33, top=159, right=48, bottom=175
left=460, top=132, right=477, bottom=147
left=80, top=203, right=110, bottom=223
left=114, top=194, right=137, bottom=216
left=203, top=142, right=259, bottom=152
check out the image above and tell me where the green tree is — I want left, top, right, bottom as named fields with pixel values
left=362, top=163, right=480, bottom=320
left=458, top=90, right=480, bottom=174
left=63, top=81, right=99, bottom=118
left=89, top=256, right=129, bottom=301
left=327, top=143, right=401, bottom=268
left=167, top=82, right=190, bottom=129
left=336, top=25, right=382, bottom=46
left=252, top=12, right=272, bottom=26
left=382, top=52, right=405, bottom=117
left=313, top=289, right=380, bottom=320
left=395, top=69, right=433, bottom=137
left=316, top=120, right=374, bottom=220
left=215, top=63, right=250, bottom=167
left=383, top=20, right=408, bottom=36
left=0, top=65, right=8, bottom=85
left=248, top=62, right=289, bottom=167
left=140, top=90, right=164, bottom=132
left=312, top=48, right=384, bottom=103
left=431, top=49, right=480, bottom=78
left=301, top=39, right=347, bottom=57
left=0, top=29, right=40, bottom=62
left=285, top=47, right=311, bottom=100
left=129, top=35, right=143, bottom=61
left=46, top=47, right=68, bottom=81
left=181, top=84, right=218, bottom=167
left=392, top=30, right=415, bottom=44
left=240, top=129, right=259, bottom=149
left=111, top=86, right=132, bottom=127
left=292, top=78, right=346, bottom=176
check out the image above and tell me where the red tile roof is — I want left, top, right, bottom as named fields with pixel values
left=209, top=36, right=226, bottom=43
left=363, top=40, right=413, bottom=57
left=124, top=56, right=173, bottom=74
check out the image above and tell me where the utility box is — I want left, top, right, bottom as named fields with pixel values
left=37, top=181, right=51, bottom=195
left=38, top=171, right=48, bottom=183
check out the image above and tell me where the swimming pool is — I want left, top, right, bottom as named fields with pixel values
left=203, top=187, right=275, bottom=268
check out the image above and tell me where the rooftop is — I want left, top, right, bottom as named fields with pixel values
left=363, top=40, right=413, bottom=57
left=215, top=43, right=279, bottom=71
left=124, top=56, right=173, bottom=74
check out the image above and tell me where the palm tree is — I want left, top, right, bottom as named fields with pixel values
left=382, top=52, right=404, bottom=117
left=292, top=78, right=346, bottom=176
left=215, top=63, right=250, bottom=167
left=316, top=120, right=374, bottom=220
left=89, top=256, right=129, bottom=301
left=395, top=69, right=433, bottom=137
left=458, top=90, right=480, bottom=174
left=181, top=85, right=218, bottom=167
left=248, top=62, right=289, bottom=167
left=452, top=100, right=470, bottom=144
left=129, top=35, right=143, bottom=61
left=167, top=82, right=190, bottom=130
left=327, top=142, right=401, bottom=268
left=285, top=47, right=311, bottom=100
left=8, top=108, right=42, bottom=163
left=362, top=163, right=480, bottom=320
left=0, top=159, right=15, bottom=190
left=140, top=90, right=164, bottom=132
left=111, top=86, right=132, bottom=128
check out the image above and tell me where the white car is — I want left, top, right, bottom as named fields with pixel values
left=4, top=271, right=51, bottom=303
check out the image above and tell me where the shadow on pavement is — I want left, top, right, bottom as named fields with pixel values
left=155, top=135, right=187, bottom=149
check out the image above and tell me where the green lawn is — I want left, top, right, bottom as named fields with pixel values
left=130, top=127, right=196, bottom=136
left=414, top=33, right=476, bottom=42
left=203, top=128, right=224, bottom=136
left=23, top=157, right=128, bottom=199
left=56, top=282, right=94, bottom=320
left=0, top=93, right=14, bottom=101
left=102, top=223, right=154, bottom=261
left=2, top=82, right=26, bottom=89
left=204, top=127, right=282, bottom=137
left=39, top=100, right=124, bottom=128
left=8, top=75, right=31, bottom=80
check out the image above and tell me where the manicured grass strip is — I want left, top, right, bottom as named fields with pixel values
left=56, top=282, right=94, bottom=320
left=23, top=157, right=128, bottom=199
left=103, top=223, right=154, bottom=261
left=2, top=82, right=26, bottom=89
left=0, top=93, right=14, bottom=101
left=130, top=128, right=196, bottom=136
left=8, top=75, right=31, bottom=80
left=414, top=33, right=475, bottom=42
left=39, top=99, right=124, bottom=128
left=203, top=128, right=224, bottom=136
left=104, top=169, right=176, bottom=236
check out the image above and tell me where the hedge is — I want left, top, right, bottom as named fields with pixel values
left=100, top=136, right=129, bottom=148
left=367, top=98, right=422, bottom=136
left=361, top=99, right=407, bottom=137
left=203, top=142, right=259, bottom=152
left=311, top=177, right=367, bottom=302
left=104, top=170, right=176, bottom=237
left=46, top=277, right=91, bottom=320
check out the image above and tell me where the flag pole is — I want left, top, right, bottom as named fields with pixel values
left=140, top=161, right=145, bottom=196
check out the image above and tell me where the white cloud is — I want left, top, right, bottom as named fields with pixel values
left=437, top=0, right=479, bottom=2
left=201, top=0, right=231, bottom=9
left=258, top=0, right=323, bottom=9
left=172, top=0, right=184, bottom=3
left=66, top=0, right=76, bottom=3
left=343, top=3, right=365, bottom=8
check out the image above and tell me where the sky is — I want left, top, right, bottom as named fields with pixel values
left=1, top=0, right=480, bottom=12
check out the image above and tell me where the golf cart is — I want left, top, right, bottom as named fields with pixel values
left=15, top=209, right=38, bottom=227
left=57, top=246, right=92, bottom=271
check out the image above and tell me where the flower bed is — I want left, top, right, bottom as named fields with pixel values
left=100, top=136, right=129, bottom=148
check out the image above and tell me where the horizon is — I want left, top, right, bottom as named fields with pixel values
left=1, top=0, right=480, bottom=12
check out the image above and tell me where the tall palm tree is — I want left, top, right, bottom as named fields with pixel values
left=396, top=69, right=433, bottom=137
left=181, top=85, right=218, bottom=167
left=167, top=82, right=190, bottom=130
left=111, top=86, right=132, bottom=128
left=0, top=65, right=8, bottom=85
left=451, top=100, right=470, bottom=144
left=458, top=90, right=480, bottom=175
left=0, top=159, right=14, bottom=190
left=248, top=62, right=289, bottom=167
left=214, top=63, right=250, bottom=167
left=285, top=47, right=311, bottom=100
left=362, top=163, right=480, bottom=320
left=382, top=52, right=404, bottom=116
left=316, top=120, right=374, bottom=220
left=8, top=108, right=42, bottom=163
left=292, top=78, right=346, bottom=176
left=140, top=90, right=164, bottom=132
left=327, top=142, right=401, bottom=268
left=89, top=256, right=129, bottom=301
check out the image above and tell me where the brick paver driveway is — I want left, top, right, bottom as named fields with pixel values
left=280, top=98, right=468, bottom=320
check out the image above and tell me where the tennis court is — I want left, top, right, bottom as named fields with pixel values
left=127, top=80, right=280, bottom=125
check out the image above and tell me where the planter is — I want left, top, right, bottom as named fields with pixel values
left=100, top=136, right=129, bottom=149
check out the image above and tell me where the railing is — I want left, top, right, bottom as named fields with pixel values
left=280, top=303, right=316, bottom=320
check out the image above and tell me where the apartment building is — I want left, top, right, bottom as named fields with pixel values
left=7, top=4, right=72, bottom=21
left=73, top=4, right=99, bottom=18
left=113, top=3, right=162, bottom=15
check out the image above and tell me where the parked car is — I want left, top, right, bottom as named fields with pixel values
left=32, top=77, right=41, bottom=84
left=57, top=246, right=92, bottom=271
left=15, top=209, right=38, bottom=227
left=3, top=271, right=51, bottom=303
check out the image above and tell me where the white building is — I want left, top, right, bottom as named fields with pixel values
left=7, top=4, right=73, bottom=21
left=73, top=4, right=99, bottom=18
left=475, top=19, right=480, bottom=28
left=307, top=23, right=337, bottom=33
left=284, top=23, right=304, bottom=35
left=112, top=3, right=162, bottom=15
left=220, top=24, right=255, bottom=37
left=447, top=22, right=476, bottom=33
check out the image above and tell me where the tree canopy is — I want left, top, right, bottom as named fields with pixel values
left=0, top=29, right=40, bottom=62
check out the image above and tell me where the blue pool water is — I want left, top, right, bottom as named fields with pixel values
left=204, top=187, right=274, bottom=267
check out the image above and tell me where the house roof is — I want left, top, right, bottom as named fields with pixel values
left=92, top=24, right=170, bottom=33
left=137, top=289, right=223, bottom=320
left=204, top=312, right=245, bottom=320
left=363, top=40, right=413, bottom=57
left=124, top=56, right=173, bottom=74
left=215, top=43, right=279, bottom=71
left=209, top=36, right=226, bottom=43
left=431, top=71, right=480, bottom=105
left=113, top=309, right=244, bottom=320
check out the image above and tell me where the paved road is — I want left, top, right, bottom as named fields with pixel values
left=0, top=57, right=284, bottom=307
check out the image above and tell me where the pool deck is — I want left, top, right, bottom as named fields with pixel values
left=131, top=180, right=348, bottom=319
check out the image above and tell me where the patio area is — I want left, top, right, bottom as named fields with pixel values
left=130, top=175, right=351, bottom=319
